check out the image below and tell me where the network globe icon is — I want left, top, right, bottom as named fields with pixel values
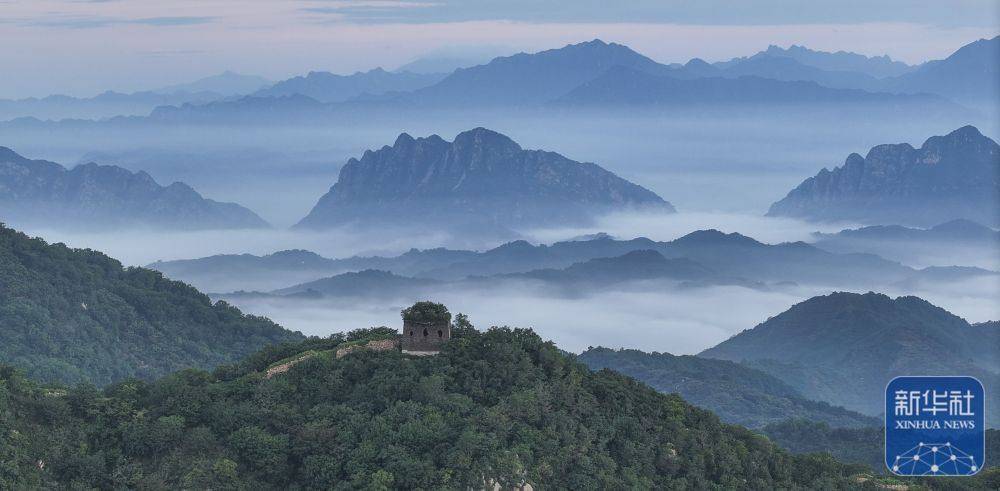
left=891, top=442, right=979, bottom=476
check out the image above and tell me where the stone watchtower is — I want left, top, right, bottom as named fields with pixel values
left=400, top=301, right=451, bottom=355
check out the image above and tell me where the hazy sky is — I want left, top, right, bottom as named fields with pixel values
left=1, top=0, right=998, bottom=98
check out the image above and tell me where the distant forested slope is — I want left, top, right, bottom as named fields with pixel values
left=577, top=347, right=878, bottom=429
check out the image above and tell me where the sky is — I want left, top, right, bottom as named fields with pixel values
left=0, top=0, right=998, bottom=98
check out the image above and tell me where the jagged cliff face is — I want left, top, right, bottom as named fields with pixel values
left=296, top=127, right=672, bottom=230
left=0, top=147, right=268, bottom=230
left=767, top=126, right=1000, bottom=226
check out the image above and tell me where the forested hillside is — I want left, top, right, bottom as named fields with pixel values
left=577, top=347, right=877, bottom=429
left=0, top=325, right=866, bottom=489
left=0, top=224, right=302, bottom=385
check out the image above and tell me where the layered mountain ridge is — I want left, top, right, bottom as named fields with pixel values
left=296, top=127, right=672, bottom=231
left=0, top=146, right=268, bottom=230
left=768, top=126, right=1000, bottom=226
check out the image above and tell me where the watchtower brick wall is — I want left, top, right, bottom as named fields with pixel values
left=401, top=318, right=451, bottom=353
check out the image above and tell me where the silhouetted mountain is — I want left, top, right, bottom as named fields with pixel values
left=255, top=68, right=446, bottom=103
left=153, top=229, right=970, bottom=294
left=0, top=90, right=222, bottom=121
left=669, top=55, right=882, bottom=91
left=815, top=219, right=999, bottom=243
left=511, top=250, right=716, bottom=284
left=395, top=51, right=501, bottom=74
left=717, top=45, right=915, bottom=78
left=811, top=219, right=999, bottom=267
left=892, top=265, right=999, bottom=290
left=0, top=146, right=268, bottom=230
left=295, top=128, right=672, bottom=230
left=149, top=246, right=480, bottom=292
left=401, top=39, right=671, bottom=106
left=148, top=94, right=329, bottom=123
left=149, top=250, right=342, bottom=292
left=554, top=67, right=955, bottom=109
left=578, top=347, right=878, bottom=429
left=886, top=36, right=999, bottom=105
left=0, top=224, right=302, bottom=386
left=768, top=126, right=1000, bottom=227
left=153, top=71, right=271, bottom=96
left=272, top=269, right=440, bottom=298
left=700, top=292, right=1000, bottom=424
left=711, top=56, right=881, bottom=91
left=248, top=250, right=740, bottom=301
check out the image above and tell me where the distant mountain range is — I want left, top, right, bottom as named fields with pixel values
left=0, top=146, right=268, bottom=230
left=152, top=228, right=997, bottom=296
left=152, top=71, right=272, bottom=96
left=398, top=39, right=672, bottom=106
left=380, top=38, right=990, bottom=109
left=0, top=224, right=302, bottom=386
left=577, top=347, right=878, bottom=429
left=271, top=269, right=439, bottom=299
left=0, top=90, right=223, bottom=121
left=2, top=37, right=994, bottom=124
left=884, top=36, right=999, bottom=105
left=704, top=37, right=997, bottom=104
left=395, top=51, right=501, bottom=74
left=259, top=248, right=763, bottom=300
left=0, top=72, right=270, bottom=121
left=551, top=67, right=948, bottom=110
left=815, top=219, right=998, bottom=244
left=700, top=292, right=1000, bottom=426
left=811, top=219, right=999, bottom=267
left=716, top=44, right=916, bottom=79
left=254, top=68, right=446, bottom=103
left=768, top=126, right=1000, bottom=227
left=295, top=127, right=671, bottom=231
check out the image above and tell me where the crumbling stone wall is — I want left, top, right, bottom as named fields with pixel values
left=336, top=338, right=400, bottom=359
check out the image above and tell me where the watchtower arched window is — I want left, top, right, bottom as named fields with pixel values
left=437, top=330, right=443, bottom=337
left=409, top=330, right=413, bottom=336
left=422, top=328, right=428, bottom=337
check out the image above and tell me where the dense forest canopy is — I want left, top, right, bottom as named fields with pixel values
left=0, top=324, right=875, bottom=490
left=0, top=224, right=302, bottom=386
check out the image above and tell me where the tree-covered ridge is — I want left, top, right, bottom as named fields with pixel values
left=700, top=292, right=1000, bottom=424
left=0, top=325, right=867, bottom=490
left=762, top=419, right=1000, bottom=487
left=0, top=224, right=303, bottom=386
left=577, top=347, right=878, bottom=429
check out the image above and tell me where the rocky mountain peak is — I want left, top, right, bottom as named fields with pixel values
left=296, top=128, right=672, bottom=231
left=451, top=127, right=522, bottom=155
left=767, top=126, right=999, bottom=226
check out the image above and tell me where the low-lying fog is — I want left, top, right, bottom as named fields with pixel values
left=7, top=109, right=997, bottom=353
left=20, top=209, right=998, bottom=355
left=220, top=275, right=1000, bottom=355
